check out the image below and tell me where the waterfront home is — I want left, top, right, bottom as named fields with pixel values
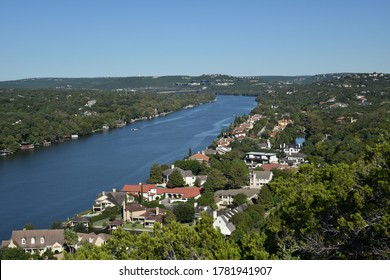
left=1, top=229, right=64, bottom=255
left=122, top=184, right=202, bottom=203
left=92, top=188, right=128, bottom=213
left=122, top=184, right=158, bottom=201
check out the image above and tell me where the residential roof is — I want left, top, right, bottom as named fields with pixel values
left=9, top=229, right=64, bottom=249
left=96, top=191, right=127, bottom=206
left=287, top=152, right=307, bottom=158
left=189, top=152, right=210, bottom=162
left=108, top=219, right=123, bottom=226
left=77, top=232, right=111, bottom=246
left=253, top=170, right=273, bottom=180
left=162, top=167, right=194, bottom=178
left=157, top=187, right=202, bottom=199
left=203, top=149, right=217, bottom=155
left=215, top=188, right=259, bottom=199
left=125, top=203, right=146, bottom=212
left=261, top=163, right=289, bottom=171
left=122, top=184, right=156, bottom=193
left=70, top=216, right=89, bottom=223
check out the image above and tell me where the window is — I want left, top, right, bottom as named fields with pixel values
left=40, top=237, right=45, bottom=244
left=21, top=238, right=26, bottom=245
left=31, top=237, right=36, bottom=244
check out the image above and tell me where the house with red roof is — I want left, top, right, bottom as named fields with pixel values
left=122, top=184, right=157, bottom=201
left=189, top=152, right=210, bottom=163
left=122, top=184, right=202, bottom=203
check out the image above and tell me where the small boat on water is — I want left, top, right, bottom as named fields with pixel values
left=130, top=128, right=139, bottom=131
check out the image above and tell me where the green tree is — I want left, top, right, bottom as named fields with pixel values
left=0, top=247, right=30, bottom=260
left=203, top=168, right=227, bottom=192
left=163, top=209, right=176, bottom=224
left=147, top=163, right=164, bottom=184
left=266, top=140, right=390, bottom=259
left=64, top=228, right=78, bottom=251
left=173, top=203, right=195, bottom=223
left=197, top=192, right=217, bottom=209
left=232, top=193, right=248, bottom=206
left=166, top=169, right=185, bottom=188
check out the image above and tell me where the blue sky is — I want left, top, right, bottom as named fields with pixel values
left=1, top=0, right=389, bottom=80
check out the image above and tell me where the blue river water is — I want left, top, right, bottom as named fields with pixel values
left=0, top=95, right=256, bottom=241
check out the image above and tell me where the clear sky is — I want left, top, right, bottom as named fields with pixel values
left=1, top=0, right=390, bottom=80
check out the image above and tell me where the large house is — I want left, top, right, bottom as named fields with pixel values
left=122, top=184, right=202, bottom=203
left=2, top=229, right=64, bottom=255
left=214, top=188, right=259, bottom=209
left=123, top=203, right=166, bottom=228
left=188, top=152, right=210, bottom=164
left=249, top=170, right=273, bottom=188
left=245, top=152, right=278, bottom=167
left=92, top=188, right=127, bottom=213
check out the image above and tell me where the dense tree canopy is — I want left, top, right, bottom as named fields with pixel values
left=265, top=140, right=390, bottom=259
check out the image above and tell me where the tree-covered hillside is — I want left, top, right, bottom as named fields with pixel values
left=0, top=89, right=215, bottom=151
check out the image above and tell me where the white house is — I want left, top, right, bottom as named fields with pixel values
left=213, top=215, right=236, bottom=236
left=245, top=152, right=278, bottom=167
left=212, top=205, right=248, bottom=236
left=250, top=171, right=273, bottom=188
left=92, top=189, right=127, bottom=213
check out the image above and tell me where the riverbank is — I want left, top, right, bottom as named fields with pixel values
left=0, top=89, right=216, bottom=154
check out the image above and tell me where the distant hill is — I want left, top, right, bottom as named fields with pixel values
left=0, top=73, right=376, bottom=90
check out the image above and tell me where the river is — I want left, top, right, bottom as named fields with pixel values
left=0, top=95, right=256, bottom=241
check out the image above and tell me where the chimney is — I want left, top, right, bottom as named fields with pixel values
left=213, top=210, right=217, bottom=220
left=156, top=207, right=159, bottom=215
left=102, top=191, right=105, bottom=196
left=171, top=164, right=175, bottom=169
left=112, top=188, right=116, bottom=192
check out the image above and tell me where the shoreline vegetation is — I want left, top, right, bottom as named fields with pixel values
left=0, top=87, right=216, bottom=154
